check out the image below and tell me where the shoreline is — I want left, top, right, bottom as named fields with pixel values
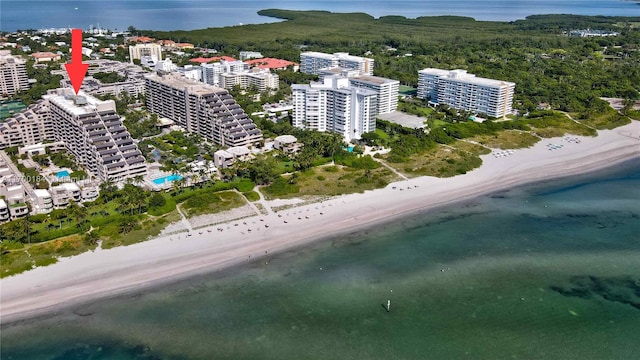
left=1, top=121, right=639, bottom=324
left=5, top=6, right=640, bottom=33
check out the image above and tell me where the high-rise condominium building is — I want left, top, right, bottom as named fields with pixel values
left=201, top=60, right=248, bottom=87
left=292, top=76, right=377, bottom=141
left=300, top=52, right=374, bottom=76
left=145, top=72, right=263, bottom=147
left=129, top=43, right=163, bottom=64
left=44, top=89, right=147, bottom=181
left=417, top=68, right=515, bottom=118
left=0, top=50, right=29, bottom=95
left=318, top=68, right=399, bottom=115
left=0, top=101, right=52, bottom=149
left=347, top=75, right=399, bottom=115
left=220, top=69, right=279, bottom=93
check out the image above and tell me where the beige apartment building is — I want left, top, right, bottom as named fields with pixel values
left=145, top=72, right=263, bottom=147
left=0, top=50, right=29, bottom=95
left=44, top=89, right=147, bottom=181
left=0, top=101, right=52, bottom=149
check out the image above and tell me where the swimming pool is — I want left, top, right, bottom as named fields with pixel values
left=152, top=174, right=183, bottom=185
left=56, top=170, right=70, bottom=178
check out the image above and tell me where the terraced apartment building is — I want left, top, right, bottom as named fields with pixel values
left=145, top=72, right=263, bottom=147
left=44, top=89, right=147, bottom=181
left=0, top=101, right=52, bottom=149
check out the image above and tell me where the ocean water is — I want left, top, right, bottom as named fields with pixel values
left=2, top=159, right=639, bottom=359
left=1, top=0, right=639, bottom=32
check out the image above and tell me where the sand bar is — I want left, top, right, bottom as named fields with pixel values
left=1, top=121, right=638, bottom=323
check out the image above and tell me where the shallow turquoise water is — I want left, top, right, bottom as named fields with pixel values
left=152, top=174, right=182, bottom=185
left=2, top=159, right=639, bottom=359
left=56, top=170, right=70, bottom=178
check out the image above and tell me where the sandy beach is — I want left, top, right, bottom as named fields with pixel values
left=1, top=121, right=638, bottom=323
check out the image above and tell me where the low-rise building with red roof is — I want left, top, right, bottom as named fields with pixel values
left=128, top=36, right=155, bottom=43
left=190, top=55, right=237, bottom=64
left=157, top=40, right=176, bottom=47
left=31, top=52, right=61, bottom=63
left=245, top=58, right=298, bottom=71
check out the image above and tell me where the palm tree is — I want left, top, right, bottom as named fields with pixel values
left=83, top=231, right=100, bottom=246
left=131, top=188, right=148, bottom=215
left=133, top=175, right=144, bottom=188
left=191, top=173, right=200, bottom=189
left=99, top=178, right=117, bottom=202
left=175, top=178, right=187, bottom=193
left=119, top=184, right=139, bottom=215
left=198, top=167, right=207, bottom=188
left=118, top=216, right=137, bottom=234
left=171, top=179, right=181, bottom=195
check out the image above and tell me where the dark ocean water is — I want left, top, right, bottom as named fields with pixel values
left=1, top=0, right=639, bottom=32
left=2, top=159, right=639, bottom=359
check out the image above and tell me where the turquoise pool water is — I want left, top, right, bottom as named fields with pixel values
left=56, top=170, right=70, bottom=178
left=152, top=174, right=182, bottom=185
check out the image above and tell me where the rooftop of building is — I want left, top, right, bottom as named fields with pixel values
left=127, top=36, right=155, bottom=43
left=419, top=68, right=515, bottom=88
left=190, top=56, right=237, bottom=64
left=30, top=51, right=59, bottom=58
left=334, top=52, right=373, bottom=62
left=34, top=189, right=51, bottom=198
left=274, top=134, right=297, bottom=143
left=146, top=72, right=227, bottom=93
left=44, top=88, right=116, bottom=116
left=214, top=149, right=234, bottom=158
left=53, top=182, right=81, bottom=191
left=301, top=51, right=338, bottom=59
left=0, top=51, right=26, bottom=63
left=245, top=57, right=297, bottom=69
left=351, top=74, right=399, bottom=85
left=227, top=146, right=251, bottom=156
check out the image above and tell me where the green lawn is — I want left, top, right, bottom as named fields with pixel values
left=276, top=160, right=295, bottom=174
left=375, top=128, right=390, bottom=143
left=431, top=119, right=448, bottom=128
left=263, top=164, right=400, bottom=199
left=243, top=190, right=261, bottom=202
left=102, top=212, right=181, bottom=249
left=181, top=190, right=247, bottom=218
left=470, top=130, right=541, bottom=149
left=523, top=112, right=597, bottom=137
left=1, top=234, right=95, bottom=278
left=572, top=108, right=632, bottom=130
left=383, top=144, right=483, bottom=178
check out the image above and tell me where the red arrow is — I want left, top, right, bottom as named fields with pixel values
left=64, top=28, right=89, bottom=95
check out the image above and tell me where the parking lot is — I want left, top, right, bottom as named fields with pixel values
left=377, top=111, right=428, bottom=129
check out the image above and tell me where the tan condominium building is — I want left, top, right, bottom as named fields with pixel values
left=44, top=89, right=147, bottom=181
left=0, top=50, right=29, bottom=95
left=220, top=68, right=279, bottom=92
left=417, top=68, right=515, bottom=118
left=145, top=72, right=263, bottom=147
left=0, top=101, right=52, bottom=149
left=129, top=43, right=163, bottom=63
